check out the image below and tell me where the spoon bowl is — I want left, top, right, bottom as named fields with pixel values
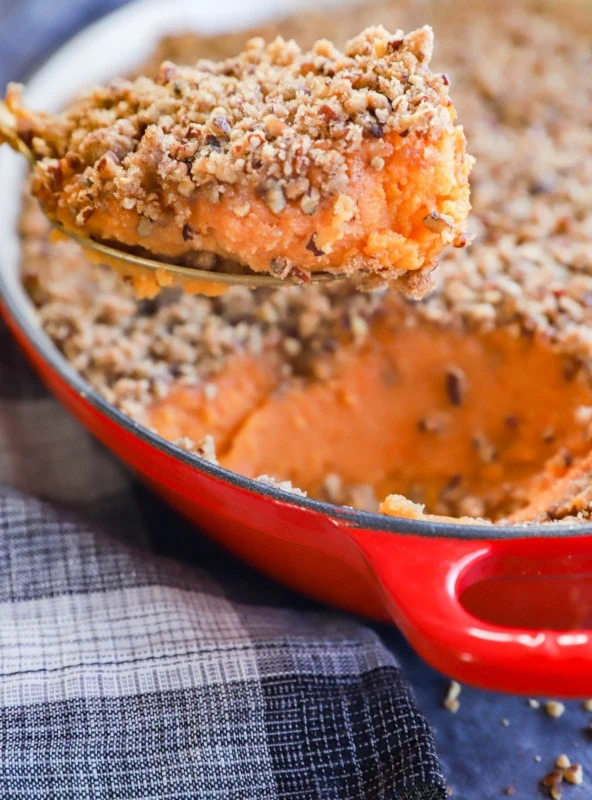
left=0, top=97, right=344, bottom=291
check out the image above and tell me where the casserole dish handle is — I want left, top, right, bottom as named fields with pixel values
left=354, top=530, right=592, bottom=696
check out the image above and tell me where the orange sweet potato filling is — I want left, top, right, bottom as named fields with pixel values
left=146, top=310, right=592, bottom=522
left=148, top=353, right=282, bottom=452
left=49, top=128, right=470, bottom=294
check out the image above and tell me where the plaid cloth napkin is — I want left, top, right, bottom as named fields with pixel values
left=0, top=1, right=447, bottom=797
left=0, top=329, right=447, bottom=800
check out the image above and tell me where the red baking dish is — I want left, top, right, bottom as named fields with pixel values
left=3, top=0, right=592, bottom=699
left=3, top=282, right=592, bottom=697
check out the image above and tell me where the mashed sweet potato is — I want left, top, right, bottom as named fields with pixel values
left=146, top=299, right=592, bottom=522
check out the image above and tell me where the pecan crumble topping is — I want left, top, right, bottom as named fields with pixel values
left=9, top=24, right=471, bottom=290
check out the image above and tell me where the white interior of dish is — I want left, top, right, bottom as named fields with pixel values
left=0, top=0, right=345, bottom=331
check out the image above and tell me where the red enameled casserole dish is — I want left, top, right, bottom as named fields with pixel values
left=2, top=0, right=592, bottom=698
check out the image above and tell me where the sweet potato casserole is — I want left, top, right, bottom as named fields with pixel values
left=19, top=0, right=592, bottom=524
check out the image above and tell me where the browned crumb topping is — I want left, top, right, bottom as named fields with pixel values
left=442, top=680, right=461, bottom=713
left=253, top=474, right=308, bottom=497
left=380, top=491, right=493, bottom=525
left=18, top=0, right=592, bottom=520
left=564, top=764, right=583, bottom=786
left=415, top=3, right=592, bottom=356
left=536, top=463, right=592, bottom=522
left=17, top=25, right=455, bottom=228
left=320, top=472, right=379, bottom=512
left=542, top=769, right=564, bottom=798
left=542, top=755, right=584, bottom=798
left=174, top=434, right=218, bottom=464
left=545, top=701, right=566, bottom=719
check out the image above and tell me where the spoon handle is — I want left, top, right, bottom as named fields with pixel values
left=0, top=98, right=36, bottom=166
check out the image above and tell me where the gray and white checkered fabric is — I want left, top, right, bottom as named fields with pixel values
left=0, top=1, right=447, bottom=795
left=0, top=321, right=447, bottom=798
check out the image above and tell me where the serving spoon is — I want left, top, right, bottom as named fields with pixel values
left=0, top=98, right=341, bottom=289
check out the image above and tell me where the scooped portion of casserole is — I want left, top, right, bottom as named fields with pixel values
left=9, top=25, right=471, bottom=295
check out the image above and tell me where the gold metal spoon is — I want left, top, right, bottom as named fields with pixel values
left=0, top=98, right=341, bottom=289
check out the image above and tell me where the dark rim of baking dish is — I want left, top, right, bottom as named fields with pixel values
left=1, top=8, right=591, bottom=542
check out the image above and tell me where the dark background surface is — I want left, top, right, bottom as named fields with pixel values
left=1, top=0, right=591, bottom=796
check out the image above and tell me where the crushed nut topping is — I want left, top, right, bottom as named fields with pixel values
left=541, top=756, right=584, bottom=798
left=545, top=701, right=566, bottom=719
left=443, top=680, right=461, bottom=713
left=254, top=474, right=308, bottom=496
left=174, top=434, right=219, bottom=464
left=22, top=24, right=457, bottom=230
left=563, top=764, right=583, bottom=786
left=423, top=211, right=454, bottom=234
left=445, top=366, right=467, bottom=406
